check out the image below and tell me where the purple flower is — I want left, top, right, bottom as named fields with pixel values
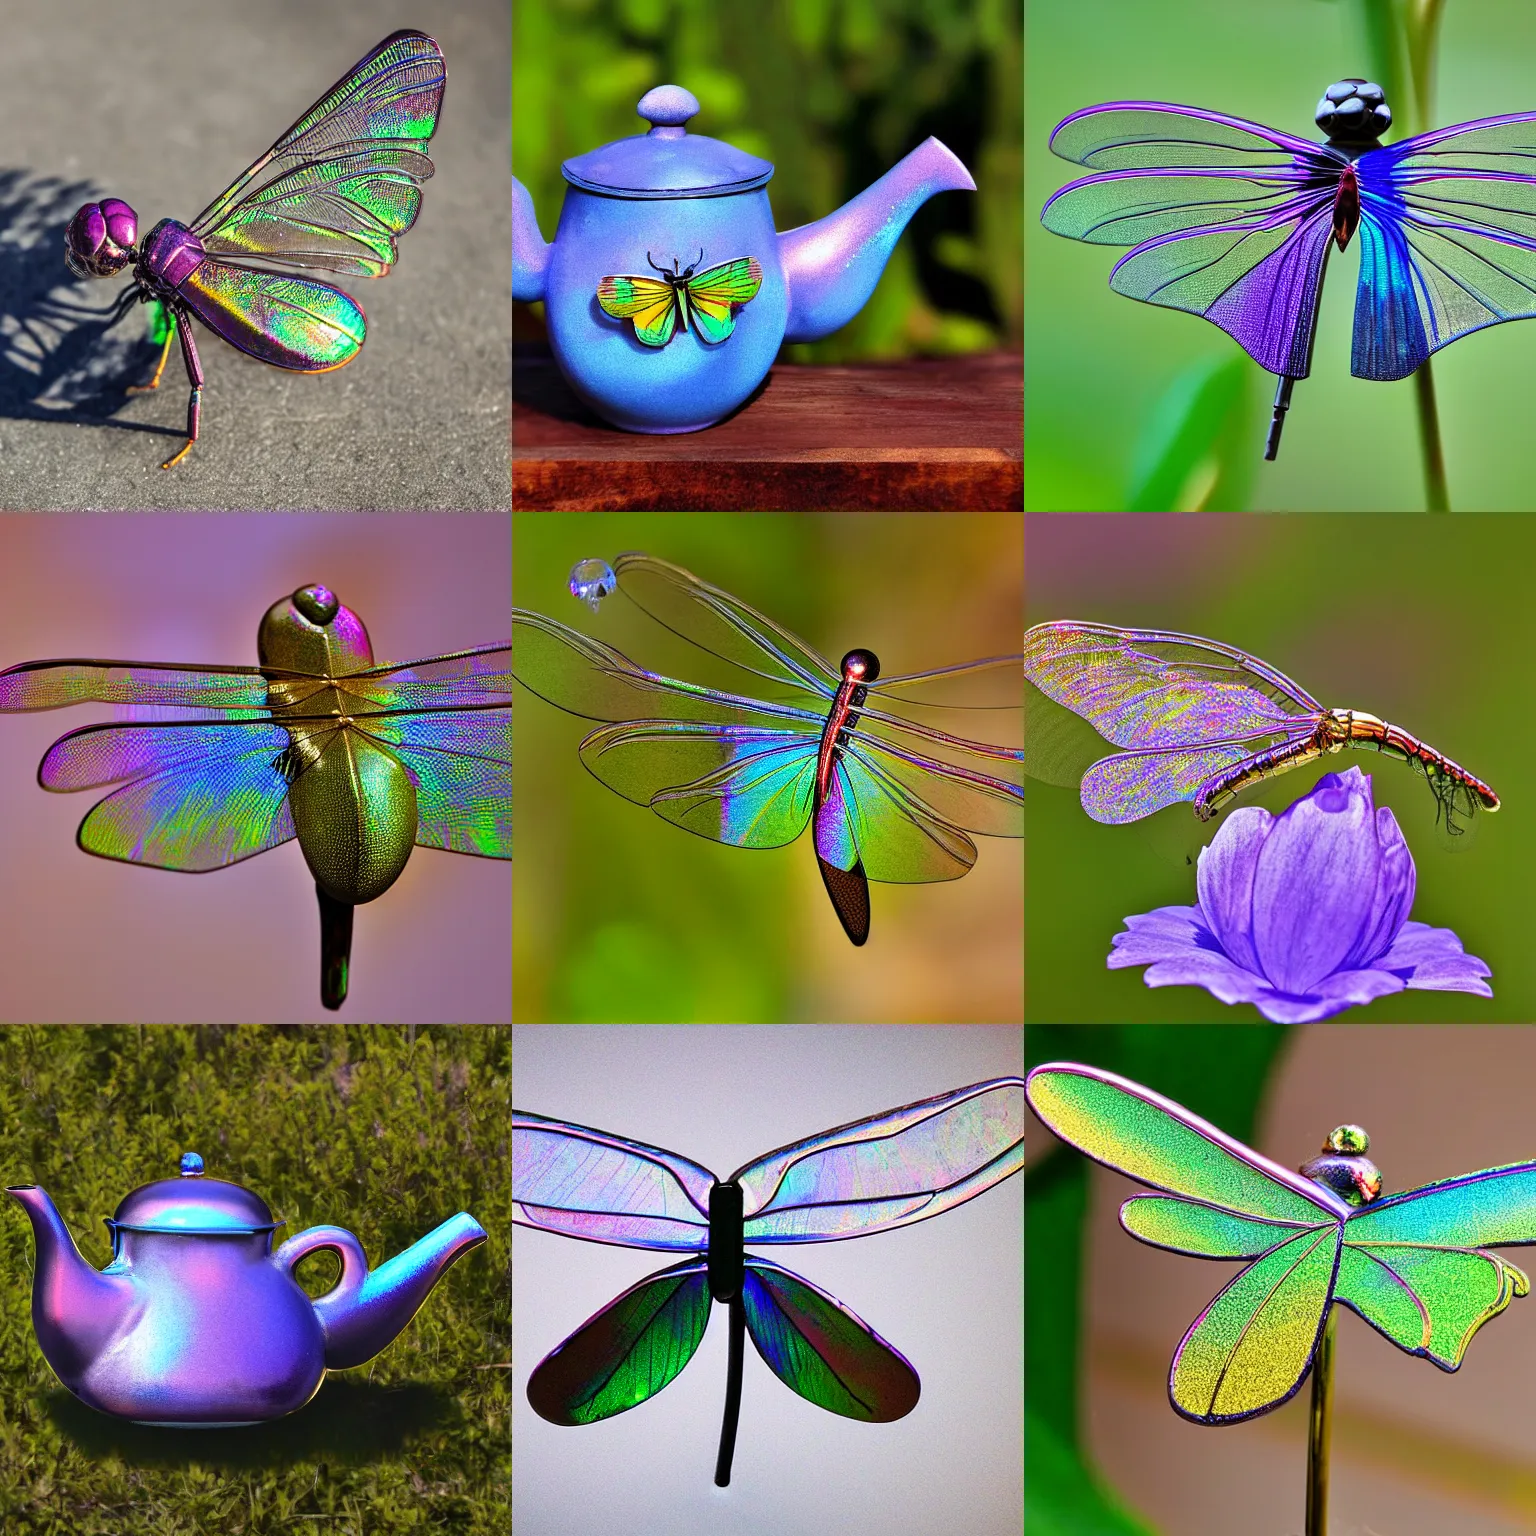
left=1107, top=767, right=1492, bottom=1023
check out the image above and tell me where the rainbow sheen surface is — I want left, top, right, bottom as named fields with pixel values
left=741, top=1257, right=919, bottom=1421
left=181, top=263, right=364, bottom=371
left=525, top=1258, right=711, bottom=1425
left=1028, top=1062, right=1536, bottom=1425
left=737, top=1078, right=1025, bottom=1243
left=193, top=31, right=444, bottom=280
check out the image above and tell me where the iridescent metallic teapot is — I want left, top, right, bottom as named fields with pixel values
left=7, top=1153, right=486, bottom=1425
left=512, top=83, right=976, bottom=432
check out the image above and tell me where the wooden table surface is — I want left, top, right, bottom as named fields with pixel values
left=512, top=346, right=1021, bottom=511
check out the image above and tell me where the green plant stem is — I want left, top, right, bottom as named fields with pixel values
left=1414, top=361, right=1450, bottom=509
left=1306, top=1310, right=1337, bottom=1536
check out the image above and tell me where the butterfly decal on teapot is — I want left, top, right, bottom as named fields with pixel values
left=597, top=251, right=763, bottom=347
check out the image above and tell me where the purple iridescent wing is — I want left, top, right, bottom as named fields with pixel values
left=513, top=1109, right=715, bottom=1251
left=1023, top=621, right=1319, bottom=822
left=735, top=1078, right=1024, bottom=1244
left=37, top=719, right=298, bottom=870
left=1353, top=114, right=1536, bottom=379
left=1043, top=103, right=1348, bottom=375
left=191, top=30, right=445, bottom=279
left=526, top=1256, right=712, bottom=1424
left=741, top=1256, right=920, bottom=1421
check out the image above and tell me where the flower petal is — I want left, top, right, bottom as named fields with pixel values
left=1342, top=803, right=1416, bottom=968
left=1250, top=768, right=1381, bottom=994
left=1251, top=968, right=1407, bottom=1024
left=1375, top=920, right=1494, bottom=997
left=1195, top=806, right=1270, bottom=974
left=1135, top=949, right=1279, bottom=1008
left=1107, top=905, right=1210, bottom=968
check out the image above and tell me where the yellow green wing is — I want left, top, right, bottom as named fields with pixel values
left=684, top=257, right=762, bottom=344
left=597, top=275, right=679, bottom=347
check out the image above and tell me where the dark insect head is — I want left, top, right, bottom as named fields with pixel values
left=646, top=250, right=706, bottom=282
left=65, top=198, right=139, bottom=279
left=1315, top=79, right=1391, bottom=145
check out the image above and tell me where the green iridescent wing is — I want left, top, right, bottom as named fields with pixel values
left=178, top=261, right=366, bottom=371
left=684, top=257, right=763, bottom=343
left=596, top=275, right=681, bottom=347
left=525, top=1256, right=712, bottom=1425
left=1027, top=1062, right=1347, bottom=1423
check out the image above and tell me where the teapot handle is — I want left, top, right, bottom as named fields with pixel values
left=272, top=1225, right=368, bottom=1306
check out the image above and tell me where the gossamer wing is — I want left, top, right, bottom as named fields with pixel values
left=514, top=553, right=1022, bottom=945
left=64, top=31, right=445, bottom=467
left=1023, top=619, right=1498, bottom=834
left=1027, top=1063, right=1536, bottom=1423
left=0, top=584, right=510, bottom=1009
left=514, top=1077, right=1025, bottom=1484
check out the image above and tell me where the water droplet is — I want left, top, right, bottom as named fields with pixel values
left=570, top=558, right=617, bottom=612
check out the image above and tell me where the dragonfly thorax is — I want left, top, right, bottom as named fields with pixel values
left=1317, top=708, right=1385, bottom=749
left=1300, top=1124, right=1382, bottom=1207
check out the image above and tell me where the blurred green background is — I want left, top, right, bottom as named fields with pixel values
left=1026, top=0, right=1536, bottom=510
left=0, top=1026, right=508, bottom=1536
left=512, top=0, right=1020, bottom=360
left=513, top=512, right=1022, bottom=1023
left=1026, top=514, right=1532, bottom=1022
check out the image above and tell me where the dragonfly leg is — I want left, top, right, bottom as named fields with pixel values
left=127, top=314, right=176, bottom=394
left=160, top=312, right=204, bottom=470
left=316, top=885, right=355, bottom=1010
left=1264, top=375, right=1297, bottom=461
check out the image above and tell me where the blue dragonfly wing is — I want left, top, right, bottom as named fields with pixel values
left=1355, top=116, right=1536, bottom=379
left=735, top=1078, right=1024, bottom=1242
left=1043, top=103, right=1347, bottom=376
left=356, top=707, right=511, bottom=857
left=576, top=719, right=819, bottom=849
left=38, top=719, right=297, bottom=870
left=513, top=1108, right=715, bottom=1250
left=526, top=1256, right=712, bottom=1424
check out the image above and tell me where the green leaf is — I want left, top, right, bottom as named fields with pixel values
left=1126, top=353, right=1254, bottom=511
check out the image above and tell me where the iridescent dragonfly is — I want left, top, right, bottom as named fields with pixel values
left=64, top=31, right=444, bottom=468
left=513, top=554, right=1023, bottom=945
left=1023, top=620, right=1498, bottom=834
left=515, top=1078, right=1024, bottom=1485
left=1027, top=1062, right=1536, bottom=1424
left=1042, top=81, right=1536, bottom=457
left=0, top=585, right=510, bottom=1009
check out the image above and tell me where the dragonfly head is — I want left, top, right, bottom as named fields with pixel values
left=1299, top=1124, right=1383, bottom=1208
left=840, top=649, right=881, bottom=684
left=1315, top=80, right=1391, bottom=146
left=259, top=584, right=374, bottom=675
left=64, top=198, right=138, bottom=279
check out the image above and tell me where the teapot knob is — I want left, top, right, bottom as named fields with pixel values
left=638, top=84, right=699, bottom=138
left=179, top=1152, right=205, bottom=1178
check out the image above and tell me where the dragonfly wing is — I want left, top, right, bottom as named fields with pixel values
left=686, top=257, right=763, bottom=343
left=336, top=644, right=513, bottom=711
left=737, top=1078, right=1024, bottom=1242
left=1338, top=1160, right=1536, bottom=1366
left=1078, top=741, right=1258, bottom=822
left=513, top=1109, right=715, bottom=1250
left=526, top=1257, right=711, bottom=1425
left=513, top=609, right=824, bottom=730
left=1121, top=1194, right=1331, bottom=1257
left=179, top=257, right=365, bottom=371
left=357, top=708, right=511, bottom=857
left=741, top=1257, right=919, bottom=1421
left=191, top=30, right=444, bottom=276
left=609, top=554, right=842, bottom=696
left=846, top=733, right=1023, bottom=842
left=578, top=720, right=818, bottom=849
left=1023, top=621, right=1321, bottom=748
left=0, top=659, right=273, bottom=713
left=1026, top=1063, right=1346, bottom=1223
left=40, top=720, right=297, bottom=870
left=1354, top=116, right=1536, bottom=379
left=1043, top=104, right=1346, bottom=376
left=1169, top=1223, right=1342, bottom=1422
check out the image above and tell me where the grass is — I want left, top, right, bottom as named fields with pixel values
left=0, top=1026, right=509, bottom=1536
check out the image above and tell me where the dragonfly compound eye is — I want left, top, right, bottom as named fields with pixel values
left=1300, top=1143, right=1383, bottom=1207
left=64, top=198, right=138, bottom=278
left=293, top=585, right=341, bottom=626
left=1315, top=80, right=1391, bottom=142
left=841, top=649, right=881, bottom=683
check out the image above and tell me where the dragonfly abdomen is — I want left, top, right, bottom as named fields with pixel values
left=1342, top=712, right=1500, bottom=813
left=1195, top=734, right=1326, bottom=818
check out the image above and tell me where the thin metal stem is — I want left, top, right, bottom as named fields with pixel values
left=1414, top=361, right=1450, bottom=511
left=1305, top=1309, right=1337, bottom=1536
left=714, top=1294, right=745, bottom=1487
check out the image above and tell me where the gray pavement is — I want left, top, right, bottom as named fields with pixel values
left=0, top=0, right=510, bottom=508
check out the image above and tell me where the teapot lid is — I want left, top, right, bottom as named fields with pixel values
left=107, top=1152, right=283, bottom=1235
left=561, top=85, right=774, bottom=199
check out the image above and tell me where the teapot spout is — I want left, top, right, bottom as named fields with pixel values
left=6, top=1185, right=134, bottom=1387
left=778, top=136, right=976, bottom=344
left=290, top=1212, right=487, bottom=1370
left=513, top=175, right=550, bottom=303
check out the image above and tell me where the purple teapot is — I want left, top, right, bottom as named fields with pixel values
left=7, top=1153, right=486, bottom=1425
left=513, top=83, right=975, bottom=433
